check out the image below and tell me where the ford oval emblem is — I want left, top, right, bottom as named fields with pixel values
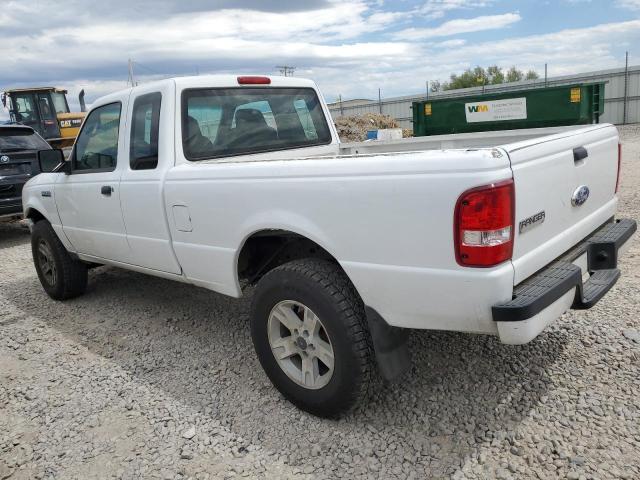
left=0, top=155, right=9, bottom=163
left=571, top=185, right=590, bottom=207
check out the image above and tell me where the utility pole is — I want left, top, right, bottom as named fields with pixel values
left=276, top=65, right=296, bottom=77
left=339, top=94, right=344, bottom=116
left=426, top=80, right=429, bottom=100
left=623, top=51, right=629, bottom=125
left=378, top=88, right=382, bottom=114
left=544, top=63, right=548, bottom=88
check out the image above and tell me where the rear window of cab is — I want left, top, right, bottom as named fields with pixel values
left=181, top=87, right=332, bottom=160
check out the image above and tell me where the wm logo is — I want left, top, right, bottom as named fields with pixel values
left=468, top=104, right=489, bottom=113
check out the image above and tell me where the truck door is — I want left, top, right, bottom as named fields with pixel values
left=119, top=86, right=182, bottom=274
left=55, top=101, right=131, bottom=262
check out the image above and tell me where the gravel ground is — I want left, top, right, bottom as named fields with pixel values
left=1, top=125, right=639, bottom=480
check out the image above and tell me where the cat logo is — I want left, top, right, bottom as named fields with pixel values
left=59, top=118, right=83, bottom=128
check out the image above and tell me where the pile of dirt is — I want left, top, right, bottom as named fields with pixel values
left=334, top=113, right=413, bottom=142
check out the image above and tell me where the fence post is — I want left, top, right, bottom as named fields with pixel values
left=623, top=51, right=629, bottom=125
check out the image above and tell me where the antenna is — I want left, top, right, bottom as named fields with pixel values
left=127, top=58, right=137, bottom=87
left=275, top=65, right=296, bottom=77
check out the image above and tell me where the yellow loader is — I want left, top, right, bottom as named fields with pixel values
left=1, top=87, right=86, bottom=149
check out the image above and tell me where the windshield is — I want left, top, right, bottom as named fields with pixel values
left=51, top=92, right=70, bottom=114
left=0, top=128, right=50, bottom=152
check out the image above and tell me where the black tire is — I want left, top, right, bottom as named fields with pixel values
left=250, top=258, right=374, bottom=417
left=31, top=220, right=88, bottom=300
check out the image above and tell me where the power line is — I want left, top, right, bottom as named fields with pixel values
left=127, top=58, right=173, bottom=87
left=133, top=61, right=162, bottom=75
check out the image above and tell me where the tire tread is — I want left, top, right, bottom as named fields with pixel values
left=255, top=258, right=374, bottom=415
left=32, top=220, right=87, bottom=300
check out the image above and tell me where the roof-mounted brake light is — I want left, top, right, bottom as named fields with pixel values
left=237, top=76, right=271, bottom=85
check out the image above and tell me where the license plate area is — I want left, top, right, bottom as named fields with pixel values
left=0, top=163, right=31, bottom=176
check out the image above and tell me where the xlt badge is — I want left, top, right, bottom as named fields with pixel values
left=519, top=211, right=545, bottom=234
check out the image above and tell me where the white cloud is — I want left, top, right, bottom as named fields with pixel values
left=0, top=0, right=637, bottom=118
left=418, top=0, right=495, bottom=19
left=393, top=12, right=521, bottom=40
left=617, top=0, right=640, bottom=9
left=351, top=18, right=639, bottom=102
left=432, top=39, right=467, bottom=48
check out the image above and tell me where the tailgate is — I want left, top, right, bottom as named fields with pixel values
left=505, top=124, right=620, bottom=284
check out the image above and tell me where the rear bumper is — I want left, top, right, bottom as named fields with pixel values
left=0, top=179, right=26, bottom=217
left=494, top=218, right=636, bottom=343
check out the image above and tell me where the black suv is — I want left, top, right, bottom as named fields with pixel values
left=0, top=125, right=51, bottom=218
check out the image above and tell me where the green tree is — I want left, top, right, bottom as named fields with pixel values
left=487, top=65, right=505, bottom=84
left=473, top=66, right=488, bottom=85
left=442, top=65, right=538, bottom=90
left=506, top=66, right=523, bottom=82
left=525, top=69, right=539, bottom=80
left=446, top=66, right=487, bottom=90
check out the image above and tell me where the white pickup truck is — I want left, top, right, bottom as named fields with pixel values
left=23, top=75, right=635, bottom=417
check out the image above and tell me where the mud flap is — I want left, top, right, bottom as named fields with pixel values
left=365, top=306, right=411, bottom=381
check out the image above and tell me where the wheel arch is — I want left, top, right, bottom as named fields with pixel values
left=24, top=205, right=47, bottom=223
left=23, top=203, right=76, bottom=252
left=236, top=227, right=348, bottom=287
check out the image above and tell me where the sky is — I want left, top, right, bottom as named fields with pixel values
left=1, top=0, right=639, bottom=118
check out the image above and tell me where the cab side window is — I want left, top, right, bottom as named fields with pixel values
left=74, top=102, right=121, bottom=172
left=130, top=92, right=161, bottom=170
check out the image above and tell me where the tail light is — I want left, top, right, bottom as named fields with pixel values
left=615, top=143, right=622, bottom=194
left=237, top=76, right=271, bottom=85
left=454, top=179, right=515, bottom=267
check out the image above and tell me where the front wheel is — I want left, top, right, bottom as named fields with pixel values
left=250, top=258, right=374, bottom=417
left=31, top=220, right=88, bottom=300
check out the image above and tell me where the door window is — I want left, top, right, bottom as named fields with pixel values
left=130, top=92, right=161, bottom=170
left=73, top=102, right=121, bottom=172
left=50, top=92, right=70, bottom=114
left=10, top=93, right=41, bottom=134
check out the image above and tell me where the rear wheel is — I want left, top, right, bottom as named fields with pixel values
left=31, top=220, right=87, bottom=300
left=250, top=258, right=374, bottom=417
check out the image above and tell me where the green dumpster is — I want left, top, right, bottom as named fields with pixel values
left=412, top=82, right=605, bottom=136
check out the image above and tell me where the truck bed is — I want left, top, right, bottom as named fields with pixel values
left=339, top=125, right=590, bottom=155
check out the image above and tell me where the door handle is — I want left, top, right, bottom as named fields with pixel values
left=101, top=185, right=113, bottom=196
left=573, top=146, right=588, bottom=163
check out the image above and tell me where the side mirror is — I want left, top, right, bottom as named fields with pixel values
left=38, top=149, right=67, bottom=173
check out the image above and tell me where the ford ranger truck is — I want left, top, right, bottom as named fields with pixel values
left=22, top=75, right=636, bottom=417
